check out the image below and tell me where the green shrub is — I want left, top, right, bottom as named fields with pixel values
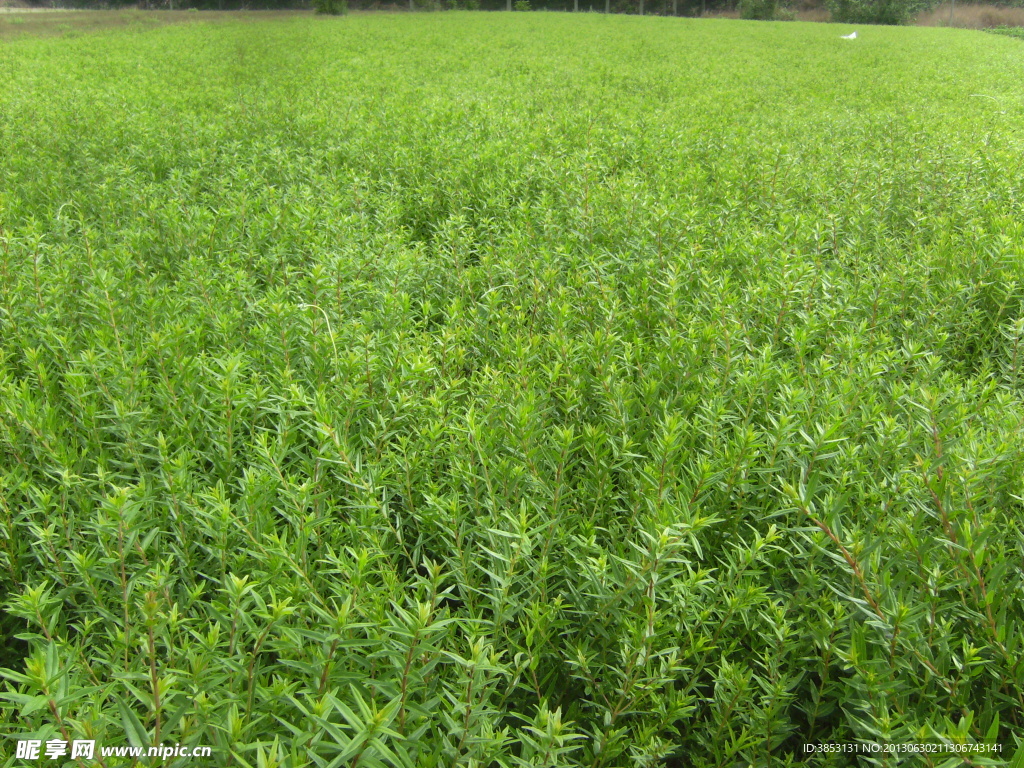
left=313, top=0, right=347, bottom=14
left=514, top=0, right=531, bottom=9
left=740, top=0, right=778, bottom=19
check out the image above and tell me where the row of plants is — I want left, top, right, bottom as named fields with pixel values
left=990, top=22, right=1024, bottom=36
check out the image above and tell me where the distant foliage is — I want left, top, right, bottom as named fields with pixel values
left=827, top=0, right=920, bottom=24
left=740, top=0, right=778, bottom=19
left=313, top=0, right=346, bottom=13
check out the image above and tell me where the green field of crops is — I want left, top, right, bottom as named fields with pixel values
left=2, top=12, right=1024, bottom=766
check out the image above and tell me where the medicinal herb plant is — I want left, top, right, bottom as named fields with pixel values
left=1, top=13, right=1023, bottom=767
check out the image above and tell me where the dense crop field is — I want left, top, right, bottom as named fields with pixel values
left=2, top=12, right=1024, bottom=766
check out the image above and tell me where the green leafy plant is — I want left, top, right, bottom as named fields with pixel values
left=991, top=24, right=1024, bottom=38
left=1, top=12, right=1023, bottom=768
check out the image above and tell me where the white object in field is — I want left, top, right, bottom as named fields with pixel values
left=841, top=31, right=858, bottom=38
